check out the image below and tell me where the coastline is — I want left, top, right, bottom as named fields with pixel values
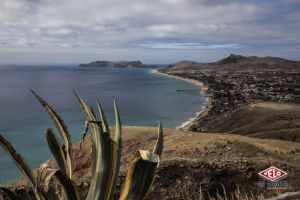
left=152, top=69, right=212, bottom=130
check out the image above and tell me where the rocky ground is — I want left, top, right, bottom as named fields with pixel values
left=10, top=126, right=300, bottom=199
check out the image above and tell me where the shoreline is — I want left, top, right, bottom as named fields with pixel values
left=152, top=69, right=212, bottom=130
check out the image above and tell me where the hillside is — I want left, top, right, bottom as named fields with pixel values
left=11, top=126, right=300, bottom=199
left=79, top=60, right=156, bottom=68
left=162, top=54, right=300, bottom=72
left=191, top=102, right=300, bottom=142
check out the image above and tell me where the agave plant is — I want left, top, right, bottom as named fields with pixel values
left=0, top=91, right=163, bottom=200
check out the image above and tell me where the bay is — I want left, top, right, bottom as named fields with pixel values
left=0, top=65, right=206, bottom=183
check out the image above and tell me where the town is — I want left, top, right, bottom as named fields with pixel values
left=165, top=70, right=300, bottom=131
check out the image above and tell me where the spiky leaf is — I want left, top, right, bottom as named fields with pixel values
left=120, top=122, right=163, bottom=200
left=45, top=128, right=68, bottom=175
left=153, top=121, right=163, bottom=157
left=0, top=135, right=45, bottom=200
left=108, top=98, right=122, bottom=200
left=74, top=92, right=119, bottom=200
left=73, top=91, right=99, bottom=146
left=113, top=98, right=122, bottom=148
left=96, top=98, right=110, bottom=133
left=45, top=170, right=80, bottom=200
left=31, top=90, right=72, bottom=178
left=119, top=150, right=160, bottom=200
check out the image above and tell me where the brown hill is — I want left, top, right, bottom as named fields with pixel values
left=162, top=54, right=300, bottom=72
left=198, top=102, right=300, bottom=142
left=11, top=126, right=300, bottom=199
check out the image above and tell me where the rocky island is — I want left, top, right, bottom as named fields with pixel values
left=79, top=60, right=156, bottom=68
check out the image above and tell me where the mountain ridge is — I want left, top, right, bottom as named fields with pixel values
left=163, top=54, right=300, bottom=71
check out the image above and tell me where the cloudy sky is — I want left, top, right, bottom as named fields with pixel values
left=0, top=0, right=299, bottom=64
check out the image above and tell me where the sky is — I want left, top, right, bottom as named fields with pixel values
left=0, top=0, right=299, bottom=64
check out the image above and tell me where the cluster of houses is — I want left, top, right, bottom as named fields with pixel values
left=167, top=70, right=299, bottom=129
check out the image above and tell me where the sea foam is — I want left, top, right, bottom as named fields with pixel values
left=176, top=97, right=209, bottom=130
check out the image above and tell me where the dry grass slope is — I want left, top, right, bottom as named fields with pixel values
left=12, top=126, right=300, bottom=199
left=199, top=102, right=300, bottom=142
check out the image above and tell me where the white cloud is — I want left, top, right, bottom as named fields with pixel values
left=0, top=0, right=299, bottom=63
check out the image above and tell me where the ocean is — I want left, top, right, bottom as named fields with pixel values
left=0, top=65, right=206, bottom=184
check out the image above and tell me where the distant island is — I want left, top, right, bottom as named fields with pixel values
left=79, top=60, right=157, bottom=68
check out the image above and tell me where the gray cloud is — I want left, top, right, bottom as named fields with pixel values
left=0, top=0, right=299, bottom=63
left=136, top=42, right=242, bottom=50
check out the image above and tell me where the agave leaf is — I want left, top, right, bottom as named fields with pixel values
left=153, top=121, right=163, bottom=157
left=108, top=98, right=122, bottom=200
left=85, top=118, right=117, bottom=200
left=91, top=133, right=118, bottom=200
left=45, top=128, right=68, bottom=175
left=119, top=150, right=160, bottom=200
left=44, top=170, right=58, bottom=193
left=0, top=186, right=20, bottom=200
left=74, top=92, right=100, bottom=185
left=74, top=92, right=119, bottom=200
left=113, top=98, right=122, bottom=148
left=31, top=90, right=72, bottom=178
left=0, top=135, right=45, bottom=200
left=96, top=98, right=110, bottom=133
left=73, top=91, right=99, bottom=146
left=45, top=170, right=80, bottom=200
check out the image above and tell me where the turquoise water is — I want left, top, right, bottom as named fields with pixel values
left=0, top=65, right=206, bottom=184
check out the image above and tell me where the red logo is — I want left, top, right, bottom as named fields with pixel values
left=259, top=166, right=287, bottom=182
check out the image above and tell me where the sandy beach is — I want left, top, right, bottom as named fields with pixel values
left=152, top=69, right=213, bottom=130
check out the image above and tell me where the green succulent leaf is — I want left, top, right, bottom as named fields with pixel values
left=120, top=122, right=163, bottom=200
left=119, top=150, right=160, bottom=200
left=74, top=92, right=119, bottom=200
left=153, top=121, right=163, bottom=157
left=108, top=98, right=122, bottom=200
left=96, top=98, right=110, bottom=133
left=113, top=98, right=122, bottom=148
left=31, top=90, right=72, bottom=178
left=0, top=135, right=45, bottom=200
left=45, top=128, right=68, bottom=175
left=73, top=91, right=99, bottom=146
left=73, top=91, right=100, bottom=176
left=45, top=170, right=80, bottom=200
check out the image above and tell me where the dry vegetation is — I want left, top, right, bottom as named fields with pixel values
left=198, top=102, right=300, bottom=142
left=12, top=126, right=300, bottom=199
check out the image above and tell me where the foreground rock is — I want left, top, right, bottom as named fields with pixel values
left=10, top=126, right=300, bottom=199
